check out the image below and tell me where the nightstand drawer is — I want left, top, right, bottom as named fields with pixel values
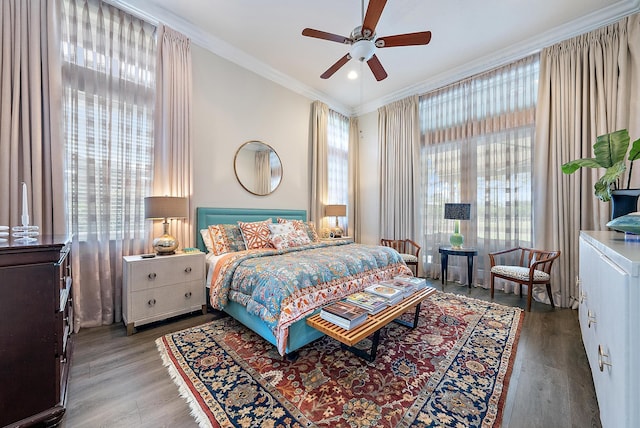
left=126, top=255, right=205, bottom=291
left=131, top=285, right=182, bottom=322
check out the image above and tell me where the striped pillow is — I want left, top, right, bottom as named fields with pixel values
left=207, top=224, right=246, bottom=255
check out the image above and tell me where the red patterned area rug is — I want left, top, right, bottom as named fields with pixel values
left=156, top=292, right=523, bottom=428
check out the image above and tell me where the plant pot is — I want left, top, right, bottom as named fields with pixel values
left=611, top=189, right=640, bottom=220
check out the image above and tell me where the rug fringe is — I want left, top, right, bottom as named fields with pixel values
left=155, top=337, right=215, bottom=428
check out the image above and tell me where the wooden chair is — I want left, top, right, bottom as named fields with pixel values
left=489, top=247, right=560, bottom=311
left=380, top=239, right=421, bottom=276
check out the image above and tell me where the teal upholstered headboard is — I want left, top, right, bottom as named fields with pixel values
left=195, top=207, right=307, bottom=252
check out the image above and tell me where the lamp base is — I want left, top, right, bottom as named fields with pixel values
left=153, top=221, right=179, bottom=255
left=449, top=233, right=464, bottom=249
left=153, top=233, right=179, bottom=255
left=330, top=227, right=344, bottom=238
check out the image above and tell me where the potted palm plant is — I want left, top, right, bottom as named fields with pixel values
left=561, top=129, right=640, bottom=218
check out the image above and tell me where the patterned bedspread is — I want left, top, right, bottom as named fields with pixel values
left=208, top=241, right=412, bottom=355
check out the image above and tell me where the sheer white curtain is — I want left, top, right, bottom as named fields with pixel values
left=535, top=13, right=640, bottom=309
left=153, top=24, right=193, bottom=249
left=419, top=56, right=539, bottom=292
left=378, top=95, right=420, bottom=242
left=327, top=109, right=350, bottom=235
left=61, top=0, right=156, bottom=328
left=0, top=0, right=65, bottom=235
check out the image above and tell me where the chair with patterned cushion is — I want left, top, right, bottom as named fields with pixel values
left=380, top=239, right=421, bottom=276
left=489, top=247, right=560, bottom=311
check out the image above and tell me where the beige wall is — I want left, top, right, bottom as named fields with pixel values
left=191, top=43, right=383, bottom=243
left=191, top=44, right=312, bottom=213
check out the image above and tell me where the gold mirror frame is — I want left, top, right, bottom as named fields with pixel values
left=234, top=141, right=283, bottom=196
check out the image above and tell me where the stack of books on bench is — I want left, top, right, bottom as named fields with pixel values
left=394, top=275, right=427, bottom=289
left=344, top=291, right=389, bottom=314
left=364, top=283, right=404, bottom=305
left=320, top=301, right=368, bottom=330
left=320, top=276, right=428, bottom=328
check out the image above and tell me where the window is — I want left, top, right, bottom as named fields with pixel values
left=61, top=0, right=156, bottom=241
left=419, top=55, right=539, bottom=284
left=327, top=109, right=350, bottom=229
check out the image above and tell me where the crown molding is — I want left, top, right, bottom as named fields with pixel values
left=356, top=0, right=640, bottom=115
left=107, top=0, right=639, bottom=118
left=105, top=0, right=352, bottom=116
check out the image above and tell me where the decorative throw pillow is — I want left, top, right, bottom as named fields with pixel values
left=238, top=219, right=273, bottom=249
left=270, top=229, right=312, bottom=250
left=277, top=218, right=320, bottom=242
left=268, top=222, right=295, bottom=236
left=207, top=224, right=247, bottom=255
left=200, top=229, right=214, bottom=253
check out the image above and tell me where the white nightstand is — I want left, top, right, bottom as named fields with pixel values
left=320, top=236, right=353, bottom=243
left=123, top=251, right=206, bottom=335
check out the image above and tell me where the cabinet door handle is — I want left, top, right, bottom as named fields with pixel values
left=588, top=310, right=596, bottom=328
left=598, top=344, right=612, bottom=372
left=148, top=298, right=156, bottom=306
left=580, top=290, right=586, bottom=304
left=148, top=273, right=157, bottom=280
left=185, top=291, right=192, bottom=299
left=185, top=267, right=192, bottom=273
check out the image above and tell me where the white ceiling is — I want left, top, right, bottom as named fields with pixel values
left=113, top=0, right=639, bottom=115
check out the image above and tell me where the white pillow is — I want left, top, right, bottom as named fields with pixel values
left=268, top=222, right=295, bottom=235
left=200, top=229, right=213, bottom=253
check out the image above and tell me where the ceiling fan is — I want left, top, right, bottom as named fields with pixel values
left=302, top=0, right=432, bottom=81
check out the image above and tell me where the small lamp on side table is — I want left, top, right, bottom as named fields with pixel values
left=444, top=203, right=471, bottom=249
left=145, top=196, right=188, bottom=255
left=325, top=204, right=347, bottom=238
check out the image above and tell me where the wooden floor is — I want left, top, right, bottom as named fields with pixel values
left=60, top=281, right=601, bottom=428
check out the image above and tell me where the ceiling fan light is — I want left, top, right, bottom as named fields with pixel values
left=350, top=39, right=375, bottom=62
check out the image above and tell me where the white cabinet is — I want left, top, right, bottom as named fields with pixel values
left=123, top=252, right=206, bottom=335
left=579, top=231, right=640, bottom=428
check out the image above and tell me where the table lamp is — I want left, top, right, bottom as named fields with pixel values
left=444, top=203, right=471, bottom=249
left=145, top=196, right=188, bottom=255
left=325, top=204, right=347, bottom=238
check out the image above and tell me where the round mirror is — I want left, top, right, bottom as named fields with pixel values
left=234, top=141, right=283, bottom=196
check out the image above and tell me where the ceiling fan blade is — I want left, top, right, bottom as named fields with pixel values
left=320, top=54, right=352, bottom=79
left=367, top=54, right=388, bottom=81
left=376, top=31, right=432, bottom=48
left=302, top=28, right=351, bottom=44
left=362, top=0, right=387, bottom=35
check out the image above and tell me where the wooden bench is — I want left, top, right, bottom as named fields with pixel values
left=306, top=286, right=437, bottom=361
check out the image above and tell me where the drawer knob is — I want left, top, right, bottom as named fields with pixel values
left=588, top=310, right=596, bottom=328
left=148, top=273, right=157, bottom=280
left=185, top=267, right=192, bottom=273
left=148, top=298, right=156, bottom=306
left=598, top=344, right=612, bottom=372
left=185, top=291, right=192, bottom=299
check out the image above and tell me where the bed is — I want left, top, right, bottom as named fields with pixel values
left=196, top=207, right=412, bottom=356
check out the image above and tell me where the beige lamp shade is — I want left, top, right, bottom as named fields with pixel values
left=144, top=196, right=188, bottom=220
left=144, top=196, right=188, bottom=255
left=325, top=204, right=347, bottom=217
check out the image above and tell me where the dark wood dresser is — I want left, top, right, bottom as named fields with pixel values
left=0, top=236, right=73, bottom=427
